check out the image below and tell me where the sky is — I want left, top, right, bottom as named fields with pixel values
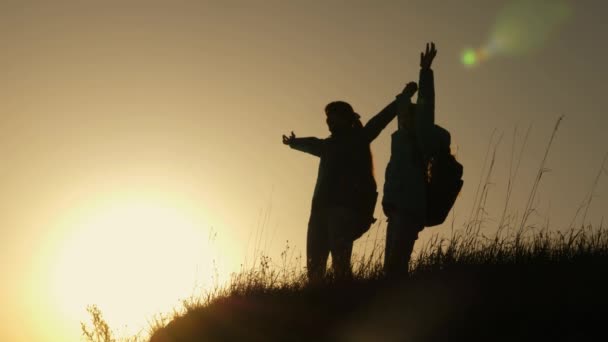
left=1, top=1, right=607, bottom=340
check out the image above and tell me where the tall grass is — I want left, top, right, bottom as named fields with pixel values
left=81, top=225, right=608, bottom=341
left=81, top=118, right=607, bottom=341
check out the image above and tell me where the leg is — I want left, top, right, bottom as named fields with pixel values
left=384, top=211, right=407, bottom=277
left=400, top=230, right=418, bottom=272
left=307, top=211, right=330, bottom=282
left=384, top=210, right=423, bottom=277
left=331, top=238, right=353, bottom=280
left=327, top=207, right=355, bottom=280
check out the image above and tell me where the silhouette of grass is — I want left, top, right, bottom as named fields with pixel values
left=81, top=224, right=608, bottom=342
left=81, top=117, right=608, bottom=341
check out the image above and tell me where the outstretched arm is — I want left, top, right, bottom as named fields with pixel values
left=283, top=131, right=324, bottom=157
left=416, top=42, right=438, bottom=157
left=364, top=82, right=419, bottom=142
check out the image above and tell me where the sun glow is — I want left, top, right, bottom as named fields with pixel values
left=47, top=196, right=219, bottom=337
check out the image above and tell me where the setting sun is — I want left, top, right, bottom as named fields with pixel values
left=45, top=196, right=217, bottom=336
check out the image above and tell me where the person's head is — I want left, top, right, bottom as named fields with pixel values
left=398, top=102, right=417, bottom=131
left=324, top=101, right=361, bottom=135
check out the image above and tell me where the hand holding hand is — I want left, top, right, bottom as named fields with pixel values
left=282, top=131, right=296, bottom=145
left=420, top=42, right=437, bottom=70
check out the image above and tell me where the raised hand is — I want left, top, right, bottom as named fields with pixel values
left=420, top=42, right=437, bottom=70
left=282, top=131, right=296, bottom=145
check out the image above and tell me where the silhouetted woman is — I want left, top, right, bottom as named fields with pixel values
left=282, top=90, right=413, bottom=281
left=383, top=43, right=444, bottom=276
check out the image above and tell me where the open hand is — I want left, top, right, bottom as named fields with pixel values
left=420, top=42, right=437, bottom=70
left=282, top=131, right=296, bottom=145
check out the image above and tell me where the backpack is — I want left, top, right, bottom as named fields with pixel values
left=350, top=189, right=378, bottom=240
left=423, top=125, right=464, bottom=227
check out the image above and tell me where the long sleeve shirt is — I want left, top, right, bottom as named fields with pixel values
left=289, top=100, right=398, bottom=211
left=383, top=68, right=443, bottom=216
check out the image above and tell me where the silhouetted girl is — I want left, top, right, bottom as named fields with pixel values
left=383, top=43, right=442, bottom=276
left=283, top=93, right=411, bottom=281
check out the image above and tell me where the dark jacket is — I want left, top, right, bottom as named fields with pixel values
left=383, top=68, right=443, bottom=217
left=289, top=101, right=398, bottom=213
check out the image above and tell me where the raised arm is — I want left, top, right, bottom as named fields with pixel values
left=283, top=131, right=324, bottom=157
left=364, top=82, right=418, bottom=142
left=418, top=42, right=436, bottom=122
left=362, top=101, right=398, bottom=142
left=416, top=42, right=438, bottom=157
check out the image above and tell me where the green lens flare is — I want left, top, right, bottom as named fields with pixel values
left=491, top=0, right=572, bottom=56
left=460, top=0, right=571, bottom=68
left=461, top=49, right=477, bottom=66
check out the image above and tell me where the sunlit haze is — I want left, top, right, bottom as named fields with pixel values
left=1, top=1, right=607, bottom=340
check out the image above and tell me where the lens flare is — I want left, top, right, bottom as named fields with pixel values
left=461, top=47, right=492, bottom=68
left=462, top=49, right=477, bottom=67
left=461, top=0, right=572, bottom=68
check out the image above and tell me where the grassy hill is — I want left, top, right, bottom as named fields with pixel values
left=82, top=120, right=607, bottom=341
left=127, top=227, right=607, bottom=342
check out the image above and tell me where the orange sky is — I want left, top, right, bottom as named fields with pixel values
left=1, top=1, right=607, bottom=340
